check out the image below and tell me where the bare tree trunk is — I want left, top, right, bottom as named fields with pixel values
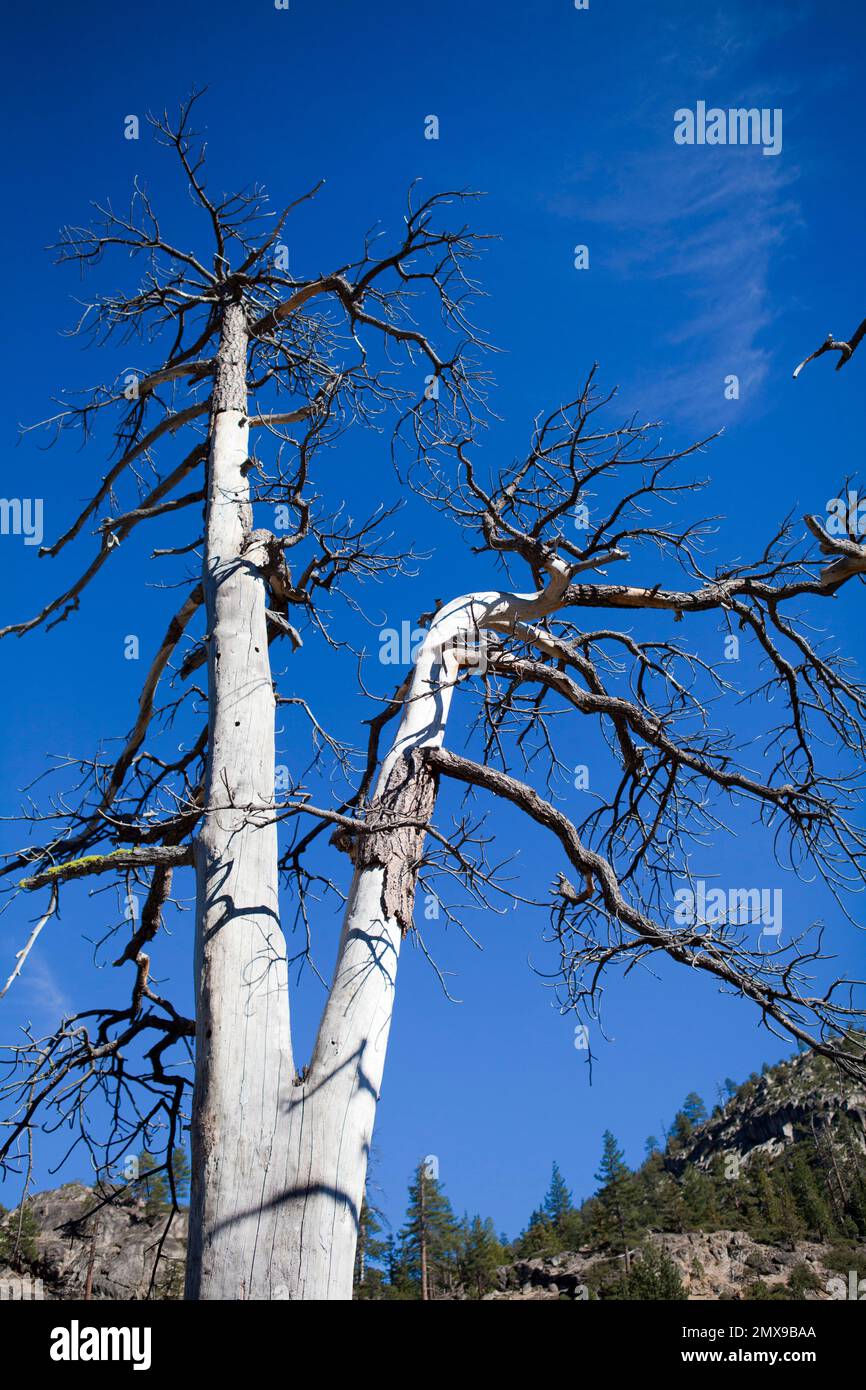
left=269, top=617, right=460, bottom=1299
left=187, top=300, right=295, bottom=1300
left=271, top=583, right=567, bottom=1299
left=84, top=1221, right=99, bottom=1301
left=273, top=851, right=413, bottom=1299
left=420, top=1167, right=429, bottom=1302
left=619, top=1211, right=631, bottom=1275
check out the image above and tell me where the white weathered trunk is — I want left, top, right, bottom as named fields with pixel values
left=271, top=582, right=568, bottom=1299
left=264, top=610, right=464, bottom=1298
left=188, top=300, right=296, bottom=1299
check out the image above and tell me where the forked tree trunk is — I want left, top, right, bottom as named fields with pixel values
left=188, top=318, right=569, bottom=1296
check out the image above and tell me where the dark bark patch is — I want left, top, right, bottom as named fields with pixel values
left=357, top=749, right=439, bottom=936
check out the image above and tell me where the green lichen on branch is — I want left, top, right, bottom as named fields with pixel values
left=18, top=845, right=192, bottom=892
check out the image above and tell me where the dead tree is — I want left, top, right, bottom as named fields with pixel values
left=2, top=95, right=865, bottom=1301
left=794, top=314, right=866, bottom=377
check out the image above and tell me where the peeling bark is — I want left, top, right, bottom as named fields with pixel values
left=356, top=749, right=439, bottom=936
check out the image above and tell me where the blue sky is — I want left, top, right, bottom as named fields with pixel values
left=0, top=0, right=864, bottom=1240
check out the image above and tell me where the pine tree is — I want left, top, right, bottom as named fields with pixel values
left=839, top=1119, right=866, bottom=1236
left=709, top=1153, right=743, bottom=1229
left=681, top=1092, right=708, bottom=1127
left=543, top=1161, right=574, bottom=1229
left=593, top=1131, right=640, bottom=1270
left=775, top=1163, right=805, bottom=1247
left=137, top=1147, right=190, bottom=1215
left=514, top=1207, right=560, bottom=1257
left=170, top=1147, right=191, bottom=1206
left=748, top=1158, right=788, bottom=1241
left=399, top=1162, right=461, bottom=1299
left=787, top=1144, right=835, bottom=1240
left=667, top=1111, right=693, bottom=1150
left=383, top=1235, right=415, bottom=1300
left=459, top=1215, right=505, bottom=1299
left=354, top=1197, right=389, bottom=1298
left=595, top=1131, right=630, bottom=1189
left=557, top=1204, right=586, bottom=1251
left=680, top=1165, right=720, bottom=1230
left=635, top=1150, right=663, bottom=1230
left=0, top=1202, right=40, bottom=1266
left=138, top=1150, right=170, bottom=1217
left=614, top=1242, right=686, bottom=1300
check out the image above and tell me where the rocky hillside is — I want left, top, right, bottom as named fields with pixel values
left=487, top=1231, right=850, bottom=1300
left=0, top=1182, right=186, bottom=1300
left=667, top=1048, right=866, bottom=1176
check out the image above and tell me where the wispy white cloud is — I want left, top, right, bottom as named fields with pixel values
left=544, top=0, right=811, bottom=428
left=552, top=149, right=800, bottom=423
left=655, top=1, right=813, bottom=83
left=7, top=955, right=73, bottom=1027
